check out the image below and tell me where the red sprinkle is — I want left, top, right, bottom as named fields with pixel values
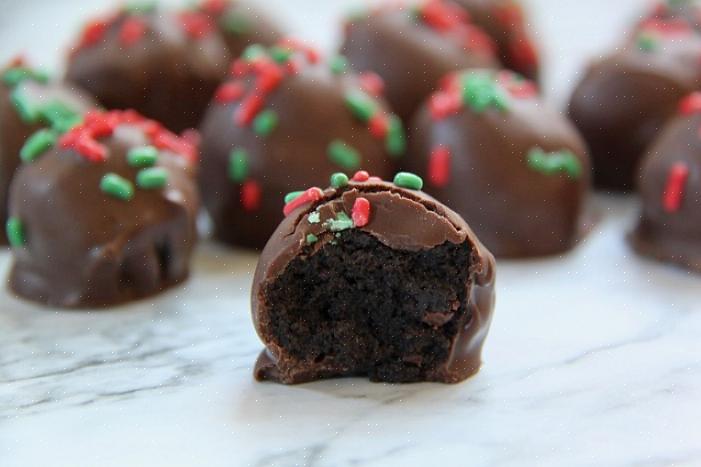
left=9, top=55, right=26, bottom=67
left=215, top=81, right=245, bottom=103
left=351, top=197, right=371, bottom=227
left=255, top=62, right=284, bottom=93
left=283, top=187, right=324, bottom=216
left=641, top=18, right=692, bottom=35
left=497, top=71, right=537, bottom=99
left=508, top=35, right=539, bottom=69
left=230, top=59, right=249, bottom=76
left=430, top=92, right=462, bottom=120
left=279, top=38, right=321, bottom=64
left=421, top=0, right=467, bottom=31
left=153, top=131, right=198, bottom=163
left=663, top=162, right=690, bottom=213
left=358, top=72, right=385, bottom=97
left=369, top=114, right=390, bottom=138
left=119, top=17, right=147, bottom=47
left=679, top=92, right=701, bottom=115
left=460, top=24, right=498, bottom=56
left=235, top=94, right=264, bottom=126
left=200, top=0, right=228, bottom=15
left=439, top=72, right=461, bottom=93
left=495, top=4, right=524, bottom=28
left=352, top=170, right=370, bottom=182
left=428, top=146, right=451, bottom=187
left=241, top=180, right=262, bottom=212
left=79, top=20, right=110, bottom=48
left=179, top=11, right=214, bottom=39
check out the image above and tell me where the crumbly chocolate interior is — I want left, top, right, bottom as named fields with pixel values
left=262, top=229, right=473, bottom=383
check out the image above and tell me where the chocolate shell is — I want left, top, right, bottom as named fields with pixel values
left=196, top=0, right=283, bottom=56
left=0, top=59, right=96, bottom=244
left=65, top=5, right=230, bottom=133
left=199, top=41, right=405, bottom=250
left=568, top=19, right=701, bottom=191
left=453, top=0, right=540, bottom=81
left=7, top=110, right=200, bottom=308
left=406, top=69, right=590, bottom=258
left=341, top=0, right=500, bottom=121
left=630, top=92, right=701, bottom=272
left=252, top=173, right=495, bottom=384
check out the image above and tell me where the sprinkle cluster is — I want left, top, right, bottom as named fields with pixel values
left=199, top=0, right=253, bottom=36
left=2, top=60, right=84, bottom=163
left=72, top=3, right=215, bottom=54
left=216, top=40, right=405, bottom=212
left=526, top=147, right=582, bottom=179
left=430, top=70, right=533, bottom=121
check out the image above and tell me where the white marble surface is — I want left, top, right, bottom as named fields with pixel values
left=2, top=1, right=701, bottom=466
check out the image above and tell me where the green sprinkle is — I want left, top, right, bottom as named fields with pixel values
left=269, top=46, right=293, bottom=63
left=330, top=172, right=349, bottom=188
left=127, top=146, right=159, bottom=167
left=100, top=173, right=134, bottom=201
left=39, top=101, right=81, bottom=133
left=228, top=148, right=249, bottom=182
left=325, top=212, right=354, bottom=232
left=386, top=115, right=406, bottom=158
left=136, top=167, right=168, bottom=189
left=284, top=191, right=304, bottom=204
left=6, top=217, right=26, bottom=248
left=253, top=110, right=278, bottom=136
left=124, top=0, right=157, bottom=13
left=306, top=233, right=318, bottom=245
left=330, top=55, right=348, bottom=74
left=221, top=11, right=251, bottom=34
left=462, top=73, right=509, bottom=113
left=307, top=211, right=321, bottom=224
left=637, top=32, right=657, bottom=52
left=526, top=148, right=582, bottom=179
left=328, top=140, right=361, bottom=170
left=393, top=172, right=423, bottom=190
left=10, top=88, right=40, bottom=124
left=243, top=44, right=267, bottom=61
left=345, top=91, right=378, bottom=122
left=1, top=67, right=49, bottom=87
left=20, top=129, right=57, bottom=163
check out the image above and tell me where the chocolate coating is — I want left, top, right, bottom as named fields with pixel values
left=197, top=0, right=283, bottom=56
left=406, top=69, right=590, bottom=258
left=630, top=93, right=701, bottom=272
left=453, top=0, right=540, bottom=81
left=7, top=110, right=199, bottom=308
left=66, top=6, right=230, bottom=133
left=0, top=61, right=96, bottom=244
left=341, top=0, right=500, bottom=121
left=568, top=21, right=701, bottom=191
left=199, top=43, right=403, bottom=250
left=252, top=179, right=496, bottom=384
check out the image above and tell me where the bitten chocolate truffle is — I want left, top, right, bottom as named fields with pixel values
left=453, top=0, right=540, bottom=81
left=0, top=58, right=96, bottom=244
left=341, top=0, right=500, bottom=121
left=65, top=4, right=230, bottom=133
left=568, top=19, right=701, bottom=191
left=252, top=172, right=495, bottom=384
left=195, top=0, right=283, bottom=56
left=406, top=69, right=590, bottom=258
left=7, top=110, right=200, bottom=308
left=629, top=92, right=701, bottom=272
left=199, top=41, right=405, bottom=250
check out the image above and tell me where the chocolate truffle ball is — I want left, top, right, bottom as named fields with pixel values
left=629, top=92, right=701, bottom=272
left=568, top=20, right=701, bottom=191
left=0, top=58, right=96, bottom=244
left=195, top=0, right=283, bottom=56
left=341, top=0, right=500, bottom=121
left=66, top=4, right=230, bottom=133
left=453, top=0, right=540, bottom=81
left=406, top=69, right=590, bottom=258
left=252, top=172, right=495, bottom=384
left=7, top=110, right=200, bottom=308
left=199, top=41, right=406, bottom=250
